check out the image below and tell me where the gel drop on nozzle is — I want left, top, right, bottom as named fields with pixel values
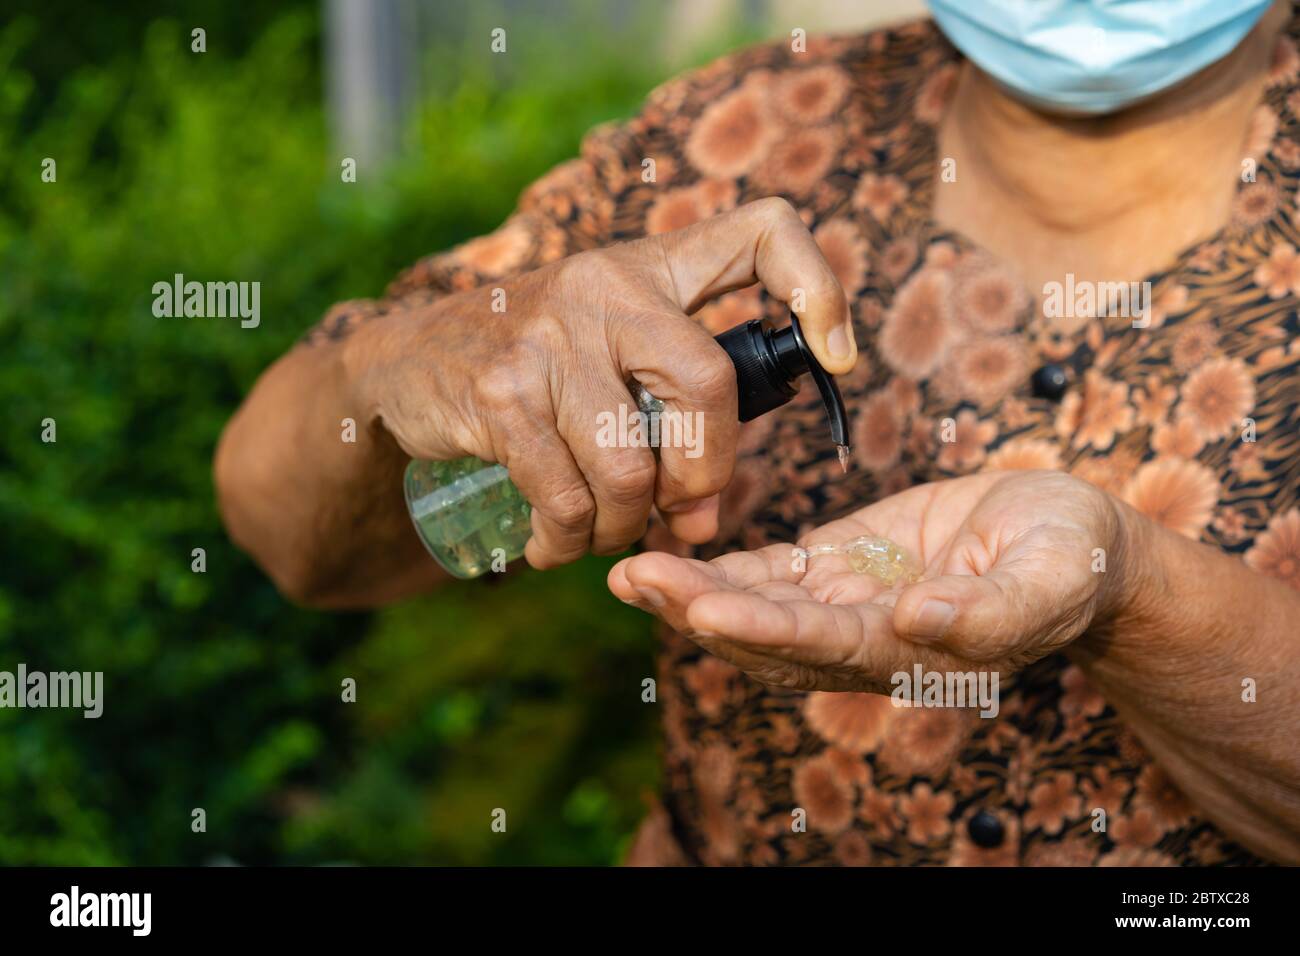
left=404, top=315, right=851, bottom=578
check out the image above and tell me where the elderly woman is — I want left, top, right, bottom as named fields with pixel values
left=216, top=0, right=1300, bottom=865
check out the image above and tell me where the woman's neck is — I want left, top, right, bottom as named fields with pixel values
left=932, top=0, right=1291, bottom=318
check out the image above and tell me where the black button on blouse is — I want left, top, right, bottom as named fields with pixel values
left=1030, top=363, right=1069, bottom=401
left=967, top=809, right=1006, bottom=848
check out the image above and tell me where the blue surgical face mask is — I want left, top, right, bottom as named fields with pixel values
left=927, top=0, right=1274, bottom=115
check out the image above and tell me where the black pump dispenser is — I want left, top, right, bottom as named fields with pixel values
left=713, top=315, right=852, bottom=470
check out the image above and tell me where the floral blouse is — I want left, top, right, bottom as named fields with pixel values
left=355, top=15, right=1300, bottom=865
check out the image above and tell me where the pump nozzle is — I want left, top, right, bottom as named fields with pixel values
left=712, top=315, right=852, bottom=470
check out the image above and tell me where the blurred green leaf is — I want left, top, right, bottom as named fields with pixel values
left=0, top=0, right=751, bottom=865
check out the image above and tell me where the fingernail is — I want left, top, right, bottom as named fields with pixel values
left=636, top=586, right=667, bottom=608
left=663, top=496, right=715, bottom=515
left=827, top=324, right=854, bottom=361
left=908, top=599, right=956, bottom=641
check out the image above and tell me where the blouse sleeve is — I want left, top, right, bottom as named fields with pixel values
left=300, top=118, right=644, bottom=346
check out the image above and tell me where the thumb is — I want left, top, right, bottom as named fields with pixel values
left=654, top=198, right=857, bottom=374
left=892, top=569, right=1056, bottom=662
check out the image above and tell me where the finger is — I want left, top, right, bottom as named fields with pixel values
left=522, top=478, right=593, bottom=569
left=613, top=316, right=738, bottom=518
left=708, top=543, right=807, bottom=588
left=561, top=379, right=658, bottom=555
left=655, top=197, right=857, bottom=374
left=608, top=552, right=720, bottom=605
left=490, top=396, right=596, bottom=570
left=688, top=591, right=980, bottom=695
left=660, top=495, right=719, bottom=544
left=686, top=591, right=895, bottom=674
left=620, top=550, right=737, bottom=632
left=607, top=556, right=639, bottom=603
left=609, top=548, right=780, bottom=604
left=820, top=474, right=1006, bottom=567
left=615, top=543, right=803, bottom=623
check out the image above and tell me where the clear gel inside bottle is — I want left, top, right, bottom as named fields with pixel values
left=404, top=457, right=533, bottom=579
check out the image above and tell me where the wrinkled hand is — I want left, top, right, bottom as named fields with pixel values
left=360, top=198, right=855, bottom=571
left=608, top=470, right=1131, bottom=692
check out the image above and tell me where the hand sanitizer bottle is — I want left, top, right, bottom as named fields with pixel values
left=403, top=315, right=851, bottom=578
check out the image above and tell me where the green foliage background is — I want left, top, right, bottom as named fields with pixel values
left=0, top=1, right=741, bottom=864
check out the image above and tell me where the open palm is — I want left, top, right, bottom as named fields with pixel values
left=608, top=470, right=1124, bottom=693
